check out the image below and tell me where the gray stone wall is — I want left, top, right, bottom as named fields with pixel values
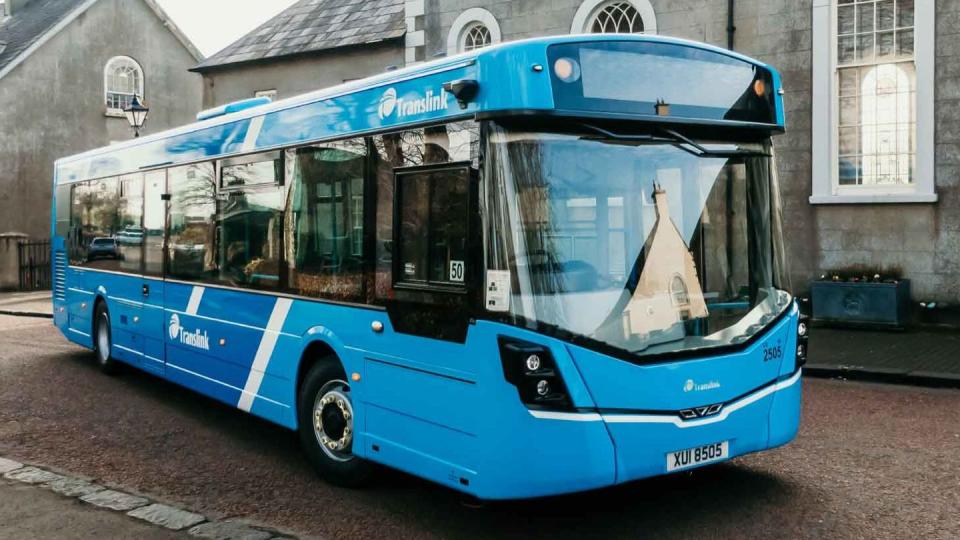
left=196, top=43, right=404, bottom=109
left=0, top=0, right=202, bottom=240
left=424, top=0, right=960, bottom=303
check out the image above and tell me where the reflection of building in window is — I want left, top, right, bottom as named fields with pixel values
left=670, top=274, right=689, bottom=306
left=623, top=186, right=708, bottom=337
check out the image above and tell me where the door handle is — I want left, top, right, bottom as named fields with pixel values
left=142, top=284, right=150, bottom=297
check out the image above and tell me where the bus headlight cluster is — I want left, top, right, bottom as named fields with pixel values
left=796, top=314, right=810, bottom=369
left=499, top=337, right=573, bottom=411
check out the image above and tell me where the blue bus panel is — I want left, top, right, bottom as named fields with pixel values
left=51, top=34, right=800, bottom=500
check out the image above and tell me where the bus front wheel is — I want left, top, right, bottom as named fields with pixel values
left=93, top=302, right=119, bottom=375
left=297, top=359, right=374, bottom=488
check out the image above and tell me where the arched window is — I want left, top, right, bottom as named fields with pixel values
left=462, top=23, right=492, bottom=52
left=591, top=2, right=643, bottom=33
left=571, top=0, right=657, bottom=35
left=104, top=56, right=144, bottom=113
left=447, top=8, right=502, bottom=56
left=670, top=275, right=689, bottom=306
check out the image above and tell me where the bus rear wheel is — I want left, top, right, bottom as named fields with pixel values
left=93, top=302, right=119, bottom=375
left=297, top=360, right=374, bottom=488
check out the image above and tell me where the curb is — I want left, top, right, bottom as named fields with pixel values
left=0, top=456, right=295, bottom=539
left=804, top=364, right=960, bottom=389
left=0, top=310, right=53, bottom=319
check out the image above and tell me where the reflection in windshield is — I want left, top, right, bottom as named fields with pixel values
left=483, top=124, right=791, bottom=357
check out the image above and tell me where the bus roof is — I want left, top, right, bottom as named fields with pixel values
left=56, top=34, right=784, bottom=184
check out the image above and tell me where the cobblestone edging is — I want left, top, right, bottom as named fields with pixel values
left=0, top=456, right=293, bottom=539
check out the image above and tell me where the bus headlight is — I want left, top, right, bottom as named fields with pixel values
left=499, top=337, right=573, bottom=411
left=796, top=313, right=809, bottom=369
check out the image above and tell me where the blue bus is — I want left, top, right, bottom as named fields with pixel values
left=52, top=34, right=805, bottom=500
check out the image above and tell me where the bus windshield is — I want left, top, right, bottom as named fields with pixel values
left=483, top=124, right=791, bottom=358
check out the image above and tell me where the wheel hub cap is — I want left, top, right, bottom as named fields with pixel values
left=312, top=382, right=354, bottom=462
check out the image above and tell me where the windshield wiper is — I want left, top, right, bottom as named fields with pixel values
left=578, top=124, right=771, bottom=159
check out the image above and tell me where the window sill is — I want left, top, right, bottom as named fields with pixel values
left=809, top=192, right=938, bottom=205
left=104, top=109, right=125, bottom=118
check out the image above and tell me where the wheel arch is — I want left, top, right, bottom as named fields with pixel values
left=293, top=328, right=354, bottom=429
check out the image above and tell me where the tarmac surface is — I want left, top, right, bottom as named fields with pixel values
left=1, top=313, right=959, bottom=539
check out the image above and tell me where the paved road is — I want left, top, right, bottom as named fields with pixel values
left=1, top=314, right=958, bottom=539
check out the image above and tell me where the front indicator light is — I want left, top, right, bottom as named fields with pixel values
left=499, top=337, right=574, bottom=411
left=554, top=57, right=581, bottom=83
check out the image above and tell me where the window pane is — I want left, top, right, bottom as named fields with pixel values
left=839, top=156, right=860, bottom=185
left=838, top=5, right=855, bottom=34
left=219, top=187, right=284, bottom=289
left=399, top=174, right=430, bottom=282
left=143, top=171, right=165, bottom=277
left=289, top=141, right=368, bottom=301
left=839, top=68, right=858, bottom=96
left=896, top=29, right=913, bottom=57
left=116, top=174, right=144, bottom=273
left=856, top=33, right=874, bottom=61
left=72, top=178, right=122, bottom=270
left=876, top=0, right=894, bottom=30
left=896, top=0, right=914, bottom=27
left=839, top=96, right=859, bottom=126
left=428, top=169, right=469, bottom=283
left=856, top=3, right=874, bottom=33
left=839, top=126, right=859, bottom=155
left=168, top=163, right=218, bottom=281
left=222, top=155, right=281, bottom=188
left=838, top=36, right=856, bottom=64
left=876, top=31, right=895, bottom=59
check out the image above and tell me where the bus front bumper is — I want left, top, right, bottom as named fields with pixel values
left=476, top=370, right=801, bottom=500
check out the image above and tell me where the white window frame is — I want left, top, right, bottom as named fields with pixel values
left=255, top=89, right=278, bottom=101
left=571, top=0, right=657, bottom=34
left=810, top=0, right=935, bottom=204
left=446, top=8, right=501, bottom=56
left=104, top=56, right=144, bottom=118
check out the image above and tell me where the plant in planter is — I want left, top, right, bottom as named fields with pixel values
left=809, top=266, right=910, bottom=328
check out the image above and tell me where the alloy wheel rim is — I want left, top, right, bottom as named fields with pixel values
left=312, top=380, right=355, bottom=462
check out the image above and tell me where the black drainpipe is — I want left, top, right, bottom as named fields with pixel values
left=726, top=0, right=736, bottom=50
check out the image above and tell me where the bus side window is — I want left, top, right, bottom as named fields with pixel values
left=218, top=152, right=284, bottom=290
left=287, top=139, right=368, bottom=302
left=167, top=163, right=218, bottom=282
left=394, top=164, right=471, bottom=289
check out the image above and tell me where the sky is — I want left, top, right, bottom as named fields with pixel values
left=155, top=0, right=300, bottom=57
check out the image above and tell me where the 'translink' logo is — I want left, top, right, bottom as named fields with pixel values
left=377, top=86, right=450, bottom=120
left=684, top=379, right=721, bottom=393
left=168, top=313, right=210, bottom=351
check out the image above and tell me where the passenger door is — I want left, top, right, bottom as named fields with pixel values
left=140, top=170, right=167, bottom=375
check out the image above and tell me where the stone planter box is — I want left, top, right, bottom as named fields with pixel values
left=810, top=279, right=911, bottom=328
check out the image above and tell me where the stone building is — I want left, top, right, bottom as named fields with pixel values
left=0, top=0, right=203, bottom=240
left=198, top=0, right=958, bottom=304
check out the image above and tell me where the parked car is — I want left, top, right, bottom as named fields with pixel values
left=116, top=227, right=145, bottom=245
left=87, top=237, right=121, bottom=261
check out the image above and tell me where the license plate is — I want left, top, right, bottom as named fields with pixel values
left=666, top=441, right=729, bottom=472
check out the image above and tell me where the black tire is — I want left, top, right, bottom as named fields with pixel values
left=92, top=302, right=119, bottom=375
left=297, top=359, right=374, bottom=488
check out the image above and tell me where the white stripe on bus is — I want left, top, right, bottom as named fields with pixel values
left=528, top=369, right=803, bottom=426
left=237, top=298, right=293, bottom=412
left=186, top=286, right=205, bottom=315
left=242, top=116, right=265, bottom=152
